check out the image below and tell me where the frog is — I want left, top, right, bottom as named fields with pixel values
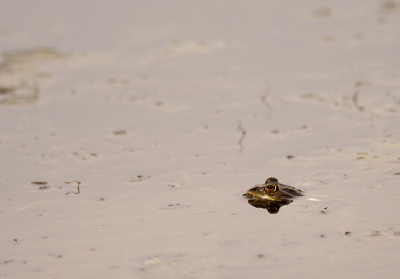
left=243, top=177, right=304, bottom=214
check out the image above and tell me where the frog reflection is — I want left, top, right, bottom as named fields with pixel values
left=247, top=199, right=292, bottom=214
left=243, top=177, right=303, bottom=214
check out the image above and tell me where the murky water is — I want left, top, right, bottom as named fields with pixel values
left=1, top=1, right=400, bottom=278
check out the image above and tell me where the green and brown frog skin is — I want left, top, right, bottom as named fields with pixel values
left=243, top=177, right=304, bottom=214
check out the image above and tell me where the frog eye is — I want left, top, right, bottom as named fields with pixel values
left=265, top=184, right=277, bottom=193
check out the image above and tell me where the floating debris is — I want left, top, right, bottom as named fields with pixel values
left=113, top=130, right=127, bottom=135
left=237, top=121, right=246, bottom=153
left=31, top=182, right=50, bottom=190
left=352, top=91, right=364, bottom=111
left=161, top=203, right=189, bottom=209
left=371, top=231, right=380, bottom=236
left=129, top=175, right=150, bottom=182
left=31, top=181, right=48, bottom=185
left=72, top=151, right=86, bottom=160
left=344, top=231, right=351, bottom=235
left=320, top=207, right=328, bottom=214
left=300, top=93, right=324, bottom=102
left=168, top=183, right=182, bottom=188
left=260, top=78, right=273, bottom=119
left=48, top=253, right=63, bottom=258
left=65, top=180, right=81, bottom=195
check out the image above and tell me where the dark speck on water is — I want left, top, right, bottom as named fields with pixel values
left=130, top=175, right=150, bottom=182
left=113, top=130, right=127, bottom=135
left=31, top=181, right=48, bottom=185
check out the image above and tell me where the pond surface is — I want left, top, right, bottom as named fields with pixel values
left=1, top=1, right=400, bottom=278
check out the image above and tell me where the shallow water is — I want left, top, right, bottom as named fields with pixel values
left=1, top=1, right=400, bottom=278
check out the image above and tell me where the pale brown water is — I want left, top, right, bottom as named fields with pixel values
left=1, top=1, right=400, bottom=278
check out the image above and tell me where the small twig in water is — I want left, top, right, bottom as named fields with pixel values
left=261, top=78, right=273, bottom=119
left=129, top=175, right=150, bottom=182
left=65, top=180, right=81, bottom=195
left=237, top=121, right=246, bottom=153
left=352, top=91, right=364, bottom=111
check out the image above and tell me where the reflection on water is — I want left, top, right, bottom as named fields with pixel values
left=247, top=198, right=292, bottom=214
